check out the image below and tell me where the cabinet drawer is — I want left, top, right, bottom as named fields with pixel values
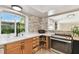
left=32, top=47, right=39, bottom=53
left=33, top=43, right=39, bottom=47
left=33, top=41, right=39, bottom=44
left=5, top=41, right=21, bottom=50
left=32, top=38, right=37, bottom=41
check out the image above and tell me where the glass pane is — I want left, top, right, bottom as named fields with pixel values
left=1, top=22, right=15, bottom=34
left=16, top=16, right=25, bottom=34
left=48, top=18, right=55, bottom=30
left=0, top=12, right=25, bottom=35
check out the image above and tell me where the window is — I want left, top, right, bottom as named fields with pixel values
left=48, top=18, right=55, bottom=31
left=0, top=12, right=25, bottom=35
left=16, top=16, right=25, bottom=34
left=1, top=22, right=15, bottom=34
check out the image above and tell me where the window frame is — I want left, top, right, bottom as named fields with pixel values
left=0, top=11, right=27, bottom=36
left=48, top=18, right=55, bottom=31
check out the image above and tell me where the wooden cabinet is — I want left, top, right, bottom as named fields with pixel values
left=4, top=39, right=33, bottom=54
left=46, top=36, right=49, bottom=49
left=23, top=39, right=32, bottom=54
left=5, top=46, right=22, bottom=54
left=4, top=41, right=22, bottom=54
left=4, top=36, right=48, bottom=54
left=32, top=37, right=39, bottom=53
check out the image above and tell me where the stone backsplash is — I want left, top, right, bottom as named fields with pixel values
left=40, top=18, right=48, bottom=30
left=28, top=16, right=48, bottom=32
left=28, top=16, right=41, bottom=32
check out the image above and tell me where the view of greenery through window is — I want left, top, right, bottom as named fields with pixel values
left=1, top=22, right=15, bottom=34
left=16, top=16, right=25, bottom=34
left=0, top=12, right=25, bottom=35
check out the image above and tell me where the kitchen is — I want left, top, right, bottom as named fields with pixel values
left=0, top=5, right=79, bottom=54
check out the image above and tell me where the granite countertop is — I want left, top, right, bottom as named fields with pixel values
left=0, top=32, right=52, bottom=45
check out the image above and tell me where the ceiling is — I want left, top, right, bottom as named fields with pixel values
left=49, top=10, right=79, bottom=23
left=0, top=5, right=79, bottom=17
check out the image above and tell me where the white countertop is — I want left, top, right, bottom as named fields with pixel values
left=73, top=37, right=79, bottom=41
left=0, top=33, right=52, bottom=45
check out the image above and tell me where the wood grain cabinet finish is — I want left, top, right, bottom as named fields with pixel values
left=4, top=38, right=33, bottom=54
left=45, top=36, right=49, bottom=49
left=32, top=37, right=39, bottom=53
left=23, top=39, right=33, bottom=54
left=5, top=46, right=22, bottom=54
left=4, top=36, right=48, bottom=54
left=4, top=41, right=22, bottom=54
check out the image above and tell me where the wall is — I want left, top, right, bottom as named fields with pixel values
left=57, top=16, right=79, bottom=31
left=51, top=12, right=79, bottom=31
left=28, top=16, right=48, bottom=32
left=57, top=22, right=79, bottom=31
left=40, top=18, right=48, bottom=30
left=28, top=16, right=42, bottom=32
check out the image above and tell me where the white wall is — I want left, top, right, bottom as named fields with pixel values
left=25, top=16, right=29, bottom=33
left=0, top=20, right=1, bottom=34
left=50, top=11, right=79, bottom=31
left=57, top=14, right=79, bottom=31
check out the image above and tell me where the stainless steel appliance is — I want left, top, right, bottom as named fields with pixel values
left=50, top=33, right=73, bottom=54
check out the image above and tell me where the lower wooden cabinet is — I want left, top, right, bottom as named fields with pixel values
left=46, top=36, right=49, bottom=49
left=5, top=46, right=22, bottom=54
left=4, top=39, right=33, bottom=54
left=23, top=39, right=32, bottom=54
left=4, top=41, right=22, bottom=54
left=4, top=36, right=48, bottom=54
left=32, top=37, right=39, bottom=53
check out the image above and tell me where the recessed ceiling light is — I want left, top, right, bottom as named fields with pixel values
left=11, top=5, right=22, bottom=11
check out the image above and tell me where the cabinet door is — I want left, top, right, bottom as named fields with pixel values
left=32, top=37, right=40, bottom=53
left=5, top=46, right=22, bottom=54
left=4, top=41, right=22, bottom=54
left=23, top=39, right=32, bottom=54
left=46, top=36, right=49, bottom=49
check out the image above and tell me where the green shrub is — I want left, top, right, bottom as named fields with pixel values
left=71, top=26, right=79, bottom=36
